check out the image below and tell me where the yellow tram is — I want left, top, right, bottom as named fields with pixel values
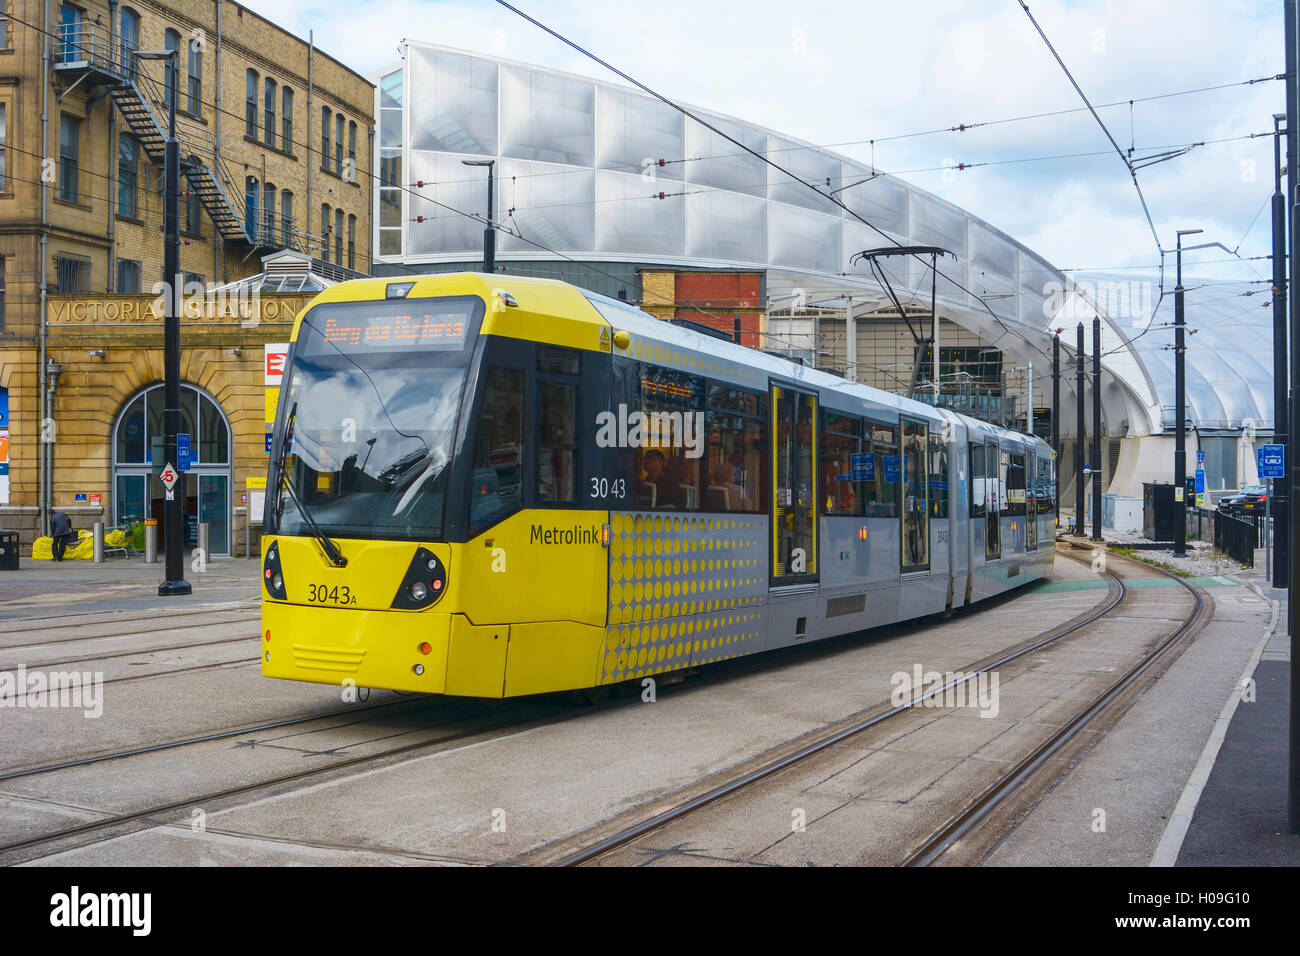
left=261, top=273, right=1054, bottom=697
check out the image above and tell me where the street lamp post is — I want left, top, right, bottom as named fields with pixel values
left=462, top=159, right=496, bottom=274
left=138, top=47, right=190, bottom=596
left=1272, top=112, right=1289, bottom=587
left=1174, top=229, right=1202, bottom=558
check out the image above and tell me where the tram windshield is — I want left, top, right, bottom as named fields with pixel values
left=266, top=296, right=483, bottom=542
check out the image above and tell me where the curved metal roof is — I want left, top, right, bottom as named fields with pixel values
left=373, top=42, right=1190, bottom=437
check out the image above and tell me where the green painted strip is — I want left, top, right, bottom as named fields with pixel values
left=1035, top=579, right=1110, bottom=593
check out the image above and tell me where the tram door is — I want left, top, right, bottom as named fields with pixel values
left=1026, top=454, right=1038, bottom=550
left=770, top=384, right=817, bottom=583
left=901, top=418, right=929, bottom=571
left=985, top=443, right=1001, bottom=559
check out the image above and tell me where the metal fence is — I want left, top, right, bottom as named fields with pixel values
left=1213, top=509, right=1257, bottom=568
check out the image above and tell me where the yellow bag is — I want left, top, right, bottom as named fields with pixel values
left=105, top=528, right=129, bottom=547
left=32, top=529, right=94, bottom=560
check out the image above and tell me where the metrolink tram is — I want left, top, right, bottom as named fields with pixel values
left=261, top=273, right=1056, bottom=697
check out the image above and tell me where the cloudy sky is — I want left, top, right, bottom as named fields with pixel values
left=247, top=0, right=1285, bottom=285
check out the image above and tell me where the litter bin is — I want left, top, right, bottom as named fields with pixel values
left=0, top=531, right=19, bottom=570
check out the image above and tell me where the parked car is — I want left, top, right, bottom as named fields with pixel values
left=1219, top=485, right=1268, bottom=514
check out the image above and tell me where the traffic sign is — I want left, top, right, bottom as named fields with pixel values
left=1196, top=449, right=1205, bottom=465
left=1258, top=444, right=1285, bottom=479
left=159, top=464, right=178, bottom=490
left=177, top=433, right=191, bottom=471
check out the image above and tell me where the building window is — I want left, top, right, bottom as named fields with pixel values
left=335, top=208, right=343, bottom=264
left=116, top=258, right=140, bottom=293
left=245, top=175, right=259, bottom=237
left=320, top=203, right=330, bottom=261
left=262, top=182, right=275, bottom=244
left=117, top=133, right=138, bottom=218
left=0, top=1, right=11, bottom=52
left=164, top=29, right=180, bottom=105
left=184, top=186, right=201, bottom=235
left=245, top=69, right=258, bottom=138
left=347, top=214, right=356, bottom=270
left=58, top=114, right=80, bottom=202
left=56, top=255, right=90, bottom=293
left=0, top=103, right=6, bottom=193
left=334, top=114, right=344, bottom=174
left=187, top=36, right=202, bottom=114
left=119, top=7, right=140, bottom=80
left=58, top=3, right=82, bottom=65
left=347, top=120, right=357, bottom=179
left=280, top=190, right=293, bottom=248
left=281, top=87, right=293, bottom=152
left=320, top=106, right=330, bottom=170
left=263, top=76, right=276, bottom=148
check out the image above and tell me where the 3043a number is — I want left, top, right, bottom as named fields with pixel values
left=589, top=477, right=627, bottom=500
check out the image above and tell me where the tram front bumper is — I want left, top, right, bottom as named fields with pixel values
left=261, top=601, right=455, bottom=694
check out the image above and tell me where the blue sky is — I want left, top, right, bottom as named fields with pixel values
left=247, top=0, right=1285, bottom=286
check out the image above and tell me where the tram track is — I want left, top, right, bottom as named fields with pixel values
left=535, top=544, right=1207, bottom=866
left=0, top=611, right=261, bottom=651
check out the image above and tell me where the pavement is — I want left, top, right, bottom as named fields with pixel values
left=0, top=552, right=260, bottom=620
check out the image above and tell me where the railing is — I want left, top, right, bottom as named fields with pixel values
left=1213, top=509, right=1257, bottom=568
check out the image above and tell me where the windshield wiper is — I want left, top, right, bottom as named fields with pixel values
left=273, top=400, right=347, bottom=568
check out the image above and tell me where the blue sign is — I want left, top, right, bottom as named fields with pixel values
left=265, top=432, right=274, bottom=454
left=1196, top=449, right=1205, bottom=465
left=883, top=455, right=901, bottom=483
left=177, top=433, right=192, bottom=471
left=1258, top=444, right=1285, bottom=479
left=74, top=493, right=87, bottom=502
left=1195, top=469, right=1205, bottom=493
left=850, top=452, right=876, bottom=482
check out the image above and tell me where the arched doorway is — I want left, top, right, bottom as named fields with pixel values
left=112, top=384, right=233, bottom=555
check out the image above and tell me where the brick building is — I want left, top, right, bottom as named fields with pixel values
left=0, top=0, right=373, bottom=551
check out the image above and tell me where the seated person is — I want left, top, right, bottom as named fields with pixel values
left=709, top=461, right=749, bottom=512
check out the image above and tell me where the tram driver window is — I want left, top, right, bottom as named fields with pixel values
left=537, top=381, right=578, bottom=502
left=468, top=367, right=523, bottom=532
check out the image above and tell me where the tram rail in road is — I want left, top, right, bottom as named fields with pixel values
left=541, top=544, right=1209, bottom=867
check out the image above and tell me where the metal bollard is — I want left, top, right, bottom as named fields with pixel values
left=197, top=521, right=209, bottom=568
left=93, top=521, right=105, bottom=563
left=145, top=520, right=158, bottom=564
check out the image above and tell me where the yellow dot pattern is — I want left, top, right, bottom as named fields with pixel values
left=600, top=512, right=769, bottom=684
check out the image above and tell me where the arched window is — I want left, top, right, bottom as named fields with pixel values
left=263, top=76, right=277, bottom=148
left=119, top=8, right=140, bottom=80
left=245, top=69, right=258, bottom=137
left=280, top=189, right=293, bottom=248
left=335, top=208, right=343, bottom=264
left=117, top=133, right=138, bottom=218
left=245, top=175, right=259, bottom=237
left=186, top=34, right=202, bottom=114
left=113, top=384, right=233, bottom=555
left=320, top=106, right=330, bottom=170
left=262, top=182, right=275, bottom=244
left=347, top=120, right=357, bottom=180
left=334, top=114, right=344, bottom=174
left=320, top=202, right=330, bottom=261
left=347, top=214, right=356, bottom=270
left=281, top=87, right=294, bottom=152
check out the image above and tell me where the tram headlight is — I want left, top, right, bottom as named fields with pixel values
left=263, top=543, right=287, bottom=600
left=391, top=547, right=447, bottom=610
left=272, top=572, right=283, bottom=591
left=410, top=580, right=428, bottom=601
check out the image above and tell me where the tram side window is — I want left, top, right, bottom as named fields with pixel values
left=706, top=384, right=765, bottom=513
left=538, top=381, right=578, bottom=502
left=998, top=448, right=1011, bottom=515
left=468, top=367, right=524, bottom=532
left=1037, top=455, right=1056, bottom=513
left=971, top=444, right=986, bottom=519
left=1008, top=453, right=1027, bottom=516
left=928, top=429, right=948, bottom=519
left=864, top=421, right=899, bottom=518
left=819, top=411, right=864, bottom=517
left=636, top=365, right=704, bottom=511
